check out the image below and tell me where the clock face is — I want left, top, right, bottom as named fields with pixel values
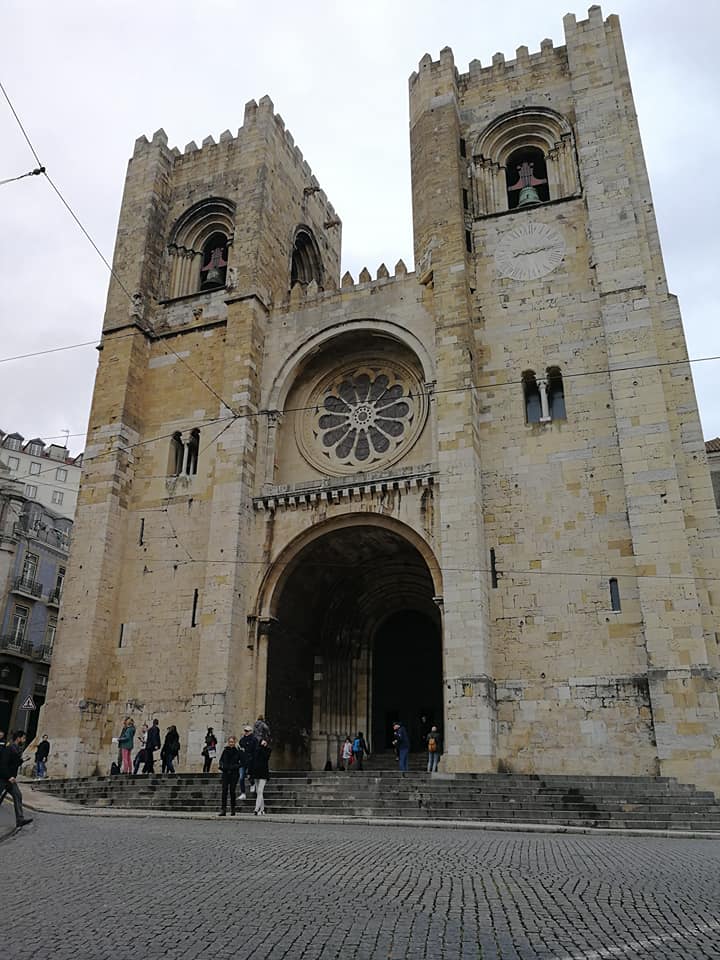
left=494, top=222, right=566, bottom=281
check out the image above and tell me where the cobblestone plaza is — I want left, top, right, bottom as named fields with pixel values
left=3, top=807, right=719, bottom=959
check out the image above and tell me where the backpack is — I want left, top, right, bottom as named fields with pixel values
left=352, top=737, right=362, bottom=754
left=428, top=736, right=437, bottom=753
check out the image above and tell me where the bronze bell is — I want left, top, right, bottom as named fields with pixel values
left=517, top=185, right=542, bottom=207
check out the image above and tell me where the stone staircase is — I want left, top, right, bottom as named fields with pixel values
left=32, top=769, right=720, bottom=832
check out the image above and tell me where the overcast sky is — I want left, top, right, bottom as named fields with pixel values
left=2, top=1, right=719, bottom=455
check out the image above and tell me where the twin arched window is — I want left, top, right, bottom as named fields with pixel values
left=522, top=368, right=566, bottom=424
left=291, top=227, right=323, bottom=288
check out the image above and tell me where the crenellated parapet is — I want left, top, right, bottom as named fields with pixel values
left=282, top=259, right=413, bottom=313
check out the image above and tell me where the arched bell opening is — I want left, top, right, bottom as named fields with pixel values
left=263, top=521, right=442, bottom=770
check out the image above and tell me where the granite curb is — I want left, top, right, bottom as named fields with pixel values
left=23, top=786, right=720, bottom=840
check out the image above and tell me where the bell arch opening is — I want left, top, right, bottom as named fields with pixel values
left=263, top=522, right=442, bottom=770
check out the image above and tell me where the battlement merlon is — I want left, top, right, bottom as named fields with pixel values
left=409, top=6, right=619, bottom=105
left=129, top=100, right=338, bottom=225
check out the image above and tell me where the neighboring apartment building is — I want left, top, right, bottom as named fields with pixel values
left=0, top=430, right=83, bottom=521
left=0, top=435, right=79, bottom=738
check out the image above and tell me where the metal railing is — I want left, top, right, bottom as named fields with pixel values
left=0, top=634, right=52, bottom=662
left=11, top=575, right=43, bottom=598
left=47, top=587, right=62, bottom=606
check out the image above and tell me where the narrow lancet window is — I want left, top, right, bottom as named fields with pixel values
left=522, top=371, right=542, bottom=424
left=186, top=429, right=200, bottom=476
left=547, top=367, right=566, bottom=420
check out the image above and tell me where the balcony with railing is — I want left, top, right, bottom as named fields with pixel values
left=0, top=634, right=52, bottom=662
left=47, top=587, right=62, bottom=607
left=11, top=575, right=43, bottom=600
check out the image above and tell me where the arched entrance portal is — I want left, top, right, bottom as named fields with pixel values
left=264, top=522, right=442, bottom=769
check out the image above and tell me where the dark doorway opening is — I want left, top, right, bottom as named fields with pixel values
left=372, top=609, right=442, bottom=752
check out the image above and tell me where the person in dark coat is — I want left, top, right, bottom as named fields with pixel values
left=0, top=730, right=32, bottom=828
left=143, top=718, right=161, bottom=773
left=392, top=722, right=410, bottom=774
left=218, top=736, right=242, bottom=816
left=34, top=734, right=50, bottom=779
left=161, top=725, right=180, bottom=774
left=253, top=715, right=271, bottom=743
left=252, top=739, right=271, bottom=815
left=202, top=727, right=218, bottom=773
left=238, top=725, right=257, bottom=800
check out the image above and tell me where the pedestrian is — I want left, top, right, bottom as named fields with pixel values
left=34, top=734, right=50, bottom=779
left=252, top=738, right=271, bottom=815
left=218, top=736, right=242, bottom=816
left=202, top=727, right=218, bottom=773
left=340, top=736, right=353, bottom=772
left=143, top=718, right=161, bottom=774
left=0, top=730, right=33, bottom=828
left=352, top=731, right=369, bottom=771
left=161, top=725, right=180, bottom=774
left=133, top=724, right=148, bottom=775
left=425, top=725, right=442, bottom=773
left=118, top=717, right=136, bottom=774
left=238, top=725, right=257, bottom=800
left=392, top=721, right=410, bottom=774
left=253, top=715, right=271, bottom=743
left=0, top=731, right=6, bottom=748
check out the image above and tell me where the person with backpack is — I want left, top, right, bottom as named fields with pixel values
left=352, top=732, right=369, bottom=771
left=425, top=725, right=442, bottom=773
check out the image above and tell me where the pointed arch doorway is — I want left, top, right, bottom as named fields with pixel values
left=261, top=518, right=443, bottom=769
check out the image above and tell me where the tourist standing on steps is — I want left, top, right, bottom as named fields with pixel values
left=425, top=725, right=442, bottom=773
left=0, top=731, right=33, bottom=828
left=252, top=738, right=271, bottom=815
left=202, top=727, right=218, bottom=773
left=118, top=717, right=135, bottom=774
left=253, top=715, right=271, bottom=744
left=133, top=724, right=148, bottom=775
left=340, top=736, right=353, bottom=772
left=161, top=725, right=180, bottom=774
left=392, top=721, right=410, bottom=774
left=34, top=734, right=50, bottom=779
left=143, top=718, right=161, bottom=773
left=352, top=732, right=369, bottom=771
left=218, top=736, right=242, bottom=816
left=238, top=725, right=256, bottom=800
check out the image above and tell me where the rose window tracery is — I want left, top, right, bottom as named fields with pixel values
left=297, top=360, right=428, bottom=475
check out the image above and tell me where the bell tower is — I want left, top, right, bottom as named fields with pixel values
left=42, top=98, right=341, bottom=776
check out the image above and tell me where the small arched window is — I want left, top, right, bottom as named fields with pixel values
left=546, top=367, right=566, bottom=421
left=186, top=429, right=200, bottom=476
left=290, top=227, right=323, bottom=288
left=199, top=233, right=228, bottom=291
left=522, top=371, right=542, bottom=424
left=506, top=147, right=549, bottom=209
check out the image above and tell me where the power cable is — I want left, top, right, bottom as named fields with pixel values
left=0, top=165, right=45, bottom=186
left=0, top=76, right=238, bottom=418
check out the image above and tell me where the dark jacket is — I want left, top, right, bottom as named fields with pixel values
left=393, top=725, right=410, bottom=750
left=146, top=724, right=161, bottom=751
left=253, top=719, right=270, bottom=742
left=238, top=734, right=257, bottom=767
left=252, top=744, right=271, bottom=780
left=0, top=743, right=25, bottom=780
left=35, top=740, right=50, bottom=763
left=161, top=731, right=180, bottom=759
left=219, top=745, right=242, bottom=774
left=425, top=730, right=442, bottom=754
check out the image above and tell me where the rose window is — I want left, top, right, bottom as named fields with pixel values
left=298, top=360, right=428, bottom=475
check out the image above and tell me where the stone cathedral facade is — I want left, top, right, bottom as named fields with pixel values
left=43, top=7, right=720, bottom=791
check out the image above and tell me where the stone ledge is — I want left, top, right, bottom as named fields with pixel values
left=254, top=467, right=437, bottom=512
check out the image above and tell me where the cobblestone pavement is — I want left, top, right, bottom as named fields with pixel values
left=2, top=804, right=720, bottom=960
